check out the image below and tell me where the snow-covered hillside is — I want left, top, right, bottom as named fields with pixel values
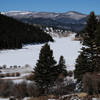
left=44, top=27, right=72, bottom=37
left=0, top=34, right=82, bottom=70
left=2, top=11, right=87, bottom=20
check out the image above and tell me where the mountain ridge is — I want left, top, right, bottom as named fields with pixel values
left=1, top=11, right=96, bottom=32
left=2, top=11, right=87, bottom=18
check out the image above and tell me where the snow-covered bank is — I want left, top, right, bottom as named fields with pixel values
left=0, top=34, right=82, bottom=70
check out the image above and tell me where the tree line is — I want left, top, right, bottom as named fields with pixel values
left=0, top=13, right=53, bottom=49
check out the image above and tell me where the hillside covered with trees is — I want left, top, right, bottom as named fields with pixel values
left=0, top=13, right=53, bottom=49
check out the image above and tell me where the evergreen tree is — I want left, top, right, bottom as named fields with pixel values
left=74, top=12, right=99, bottom=84
left=34, top=43, right=59, bottom=94
left=0, top=13, right=53, bottom=49
left=83, top=12, right=100, bottom=72
left=58, top=56, right=67, bottom=76
left=93, top=24, right=100, bottom=71
left=81, top=12, right=98, bottom=46
left=74, top=47, right=95, bottom=83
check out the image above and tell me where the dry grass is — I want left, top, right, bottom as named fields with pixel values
left=25, top=73, right=34, bottom=81
left=27, top=95, right=57, bottom=100
left=27, top=96, right=48, bottom=100
left=76, top=92, right=87, bottom=98
left=72, top=37, right=82, bottom=41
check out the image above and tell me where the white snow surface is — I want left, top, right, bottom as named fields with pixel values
left=0, top=34, right=82, bottom=70
left=92, top=99, right=100, bottom=100
left=64, top=12, right=86, bottom=20
left=2, top=11, right=32, bottom=16
left=0, top=98, right=9, bottom=100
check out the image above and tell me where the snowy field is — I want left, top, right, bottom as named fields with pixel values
left=0, top=34, right=82, bottom=70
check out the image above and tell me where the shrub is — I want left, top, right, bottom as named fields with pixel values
left=27, top=83, right=40, bottom=97
left=24, top=64, right=30, bottom=68
left=16, top=72, right=20, bottom=77
left=0, top=80, right=13, bottom=97
left=2, top=65, right=7, bottom=69
left=11, top=73, right=16, bottom=77
left=0, top=74, right=5, bottom=78
left=6, top=73, right=11, bottom=77
left=67, top=71, right=73, bottom=77
left=11, top=81, right=28, bottom=98
left=26, top=74, right=34, bottom=81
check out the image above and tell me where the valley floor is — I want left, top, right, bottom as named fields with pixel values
left=0, top=33, right=82, bottom=70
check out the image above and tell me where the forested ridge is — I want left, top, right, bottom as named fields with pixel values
left=0, top=13, right=53, bottom=49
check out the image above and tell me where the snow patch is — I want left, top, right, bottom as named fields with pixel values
left=0, top=34, right=82, bottom=70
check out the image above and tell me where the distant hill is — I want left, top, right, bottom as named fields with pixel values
left=2, top=11, right=88, bottom=32
left=0, top=13, right=53, bottom=49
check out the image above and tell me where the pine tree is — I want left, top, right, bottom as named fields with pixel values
left=74, top=12, right=99, bottom=84
left=58, top=56, right=67, bottom=76
left=81, top=12, right=98, bottom=46
left=74, top=47, right=95, bottom=83
left=93, top=23, right=100, bottom=72
left=34, top=43, right=59, bottom=94
left=83, top=12, right=100, bottom=72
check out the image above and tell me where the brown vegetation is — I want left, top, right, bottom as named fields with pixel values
left=27, top=95, right=58, bottom=100
left=0, top=72, right=20, bottom=78
left=83, top=72, right=100, bottom=95
left=0, top=80, right=40, bottom=98
left=26, top=74, right=34, bottom=81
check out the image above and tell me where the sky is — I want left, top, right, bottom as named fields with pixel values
left=0, top=0, right=100, bottom=14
